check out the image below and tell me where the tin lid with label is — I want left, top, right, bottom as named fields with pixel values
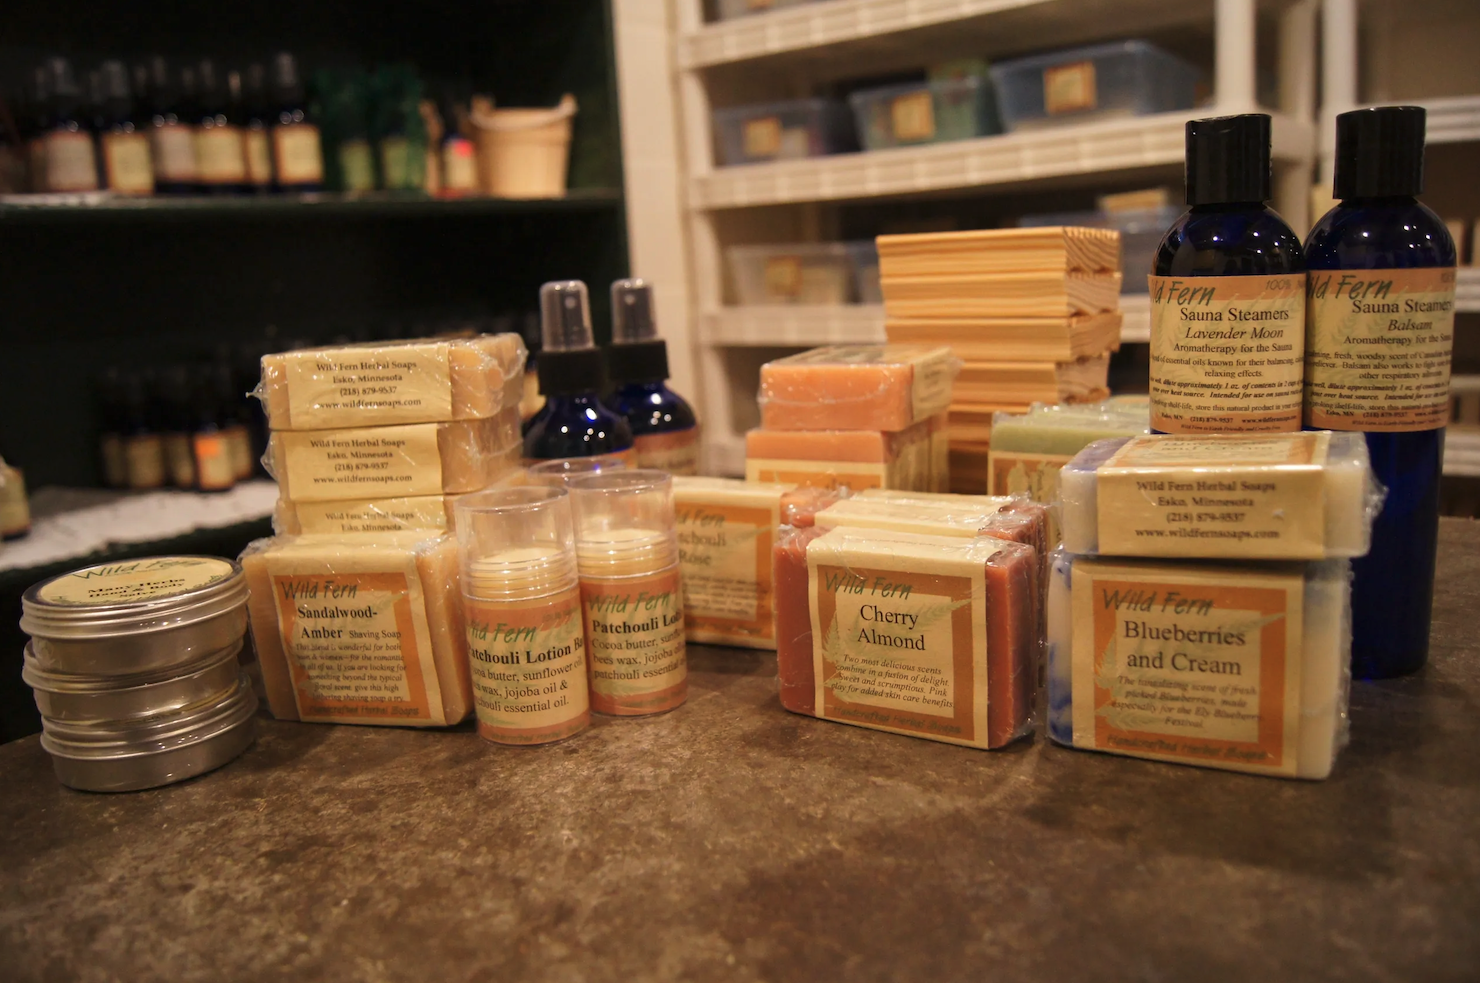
left=21, top=555, right=249, bottom=639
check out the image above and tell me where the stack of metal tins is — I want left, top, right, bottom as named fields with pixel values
left=20, top=555, right=257, bottom=792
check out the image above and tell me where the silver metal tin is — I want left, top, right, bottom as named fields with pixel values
left=39, top=676, right=258, bottom=793
left=21, top=556, right=250, bottom=676
left=23, top=638, right=244, bottom=723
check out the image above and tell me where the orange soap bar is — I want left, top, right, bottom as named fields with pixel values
left=758, top=345, right=958, bottom=432
left=745, top=418, right=932, bottom=492
left=773, top=525, right=1036, bottom=748
left=241, top=532, right=473, bottom=727
left=258, top=333, right=527, bottom=430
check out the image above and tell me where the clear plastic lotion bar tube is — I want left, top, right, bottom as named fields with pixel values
left=455, top=487, right=591, bottom=745
left=525, top=454, right=627, bottom=489
left=1304, top=106, right=1457, bottom=678
left=567, top=470, right=687, bottom=716
left=1150, top=114, right=1306, bottom=434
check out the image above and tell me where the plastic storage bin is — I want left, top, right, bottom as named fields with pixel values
left=1018, top=206, right=1182, bottom=293
left=849, top=75, right=1001, bottom=150
left=714, top=0, right=816, bottom=20
left=990, top=40, right=1199, bottom=131
left=713, top=99, right=855, bottom=166
left=728, top=241, right=878, bottom=305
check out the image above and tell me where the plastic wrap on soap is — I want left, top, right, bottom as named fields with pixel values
left=745, top=418, right=934, bottom=492
left=274, top=493, right=474, bottom=535
left=757, top=345, right=961, bottom=432
left=256, top=333, right=527, bottom=430
left=1047, top=550, right=1350, bottom=780
left=266, top=408, right=521, bottom=502
left=240, top=531, right=472, bottom=727
left=1059, top=431, right=1383, bottom=560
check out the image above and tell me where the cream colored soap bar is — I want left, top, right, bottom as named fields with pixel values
left=815, top=494, right=1013, bottom=538
left=1060, top=432, right=1376, bottom=560
left=241, top=532, right=472, bottom=727
left=258, top=333, right=527, bottom=430
left=746, top=419, right=933, bottom=492
left=268, top=409, right=520, bottom=502
left=275, top=494, right=473, bottom=535
left=1046, top=552, right=1350, bottom=779
left=672, top=476, right=795, bottom=649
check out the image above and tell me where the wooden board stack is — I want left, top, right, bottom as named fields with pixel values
left=876, top=227, right=1123, bottom=492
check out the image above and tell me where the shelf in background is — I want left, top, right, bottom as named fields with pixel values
left=693, top=112, right=1314, bottom=210
left=1119, top=294, right=1150, bottom=343
left=0, top=189, right=625, bottom=222
left=1444, top=425, right=1480, bottom=478
left=1457, top=267, right=1480, bottom=313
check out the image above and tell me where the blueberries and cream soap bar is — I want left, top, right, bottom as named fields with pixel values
left=1060, top=432, right=1376, bottom=560
left=758, top=345, right=959, bottom=432
left=1045, top=552, right=1350, bottom=779
left=258, top=334, right=526, bottom=430
left=240, top=532, right=473, bottom=727
left=268, top=409, right=520, bottom=502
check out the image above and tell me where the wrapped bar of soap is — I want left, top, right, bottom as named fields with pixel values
left=275, top=493, right=473, bottom=535
left=987, top=401, right=1149, bottom=500
left=773, top=525, right=1036, bottom=748
left=267, top=409, right=520, bottom=502
left=240, top=532, right=473, bottom=727
left=746, top=419, right=932, bottom=492
left=758, top=345, right=960, bottom=432
left=257, top=334, right=527, bottom=430
left=1046, top=551, right=1350, bottom=779
left=1061, top=432, right=1379, bottom=560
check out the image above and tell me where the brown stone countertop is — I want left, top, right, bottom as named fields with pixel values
left=3, top=520, right=1479, bottom=983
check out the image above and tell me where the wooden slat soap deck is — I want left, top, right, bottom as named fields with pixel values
left=953, top=354, right=1112, bottom=406
left=876, top=227, right=1122, bottom=278
left=885, top=312, right=1122, bottom=362
left=881, top=271, right=1122, bottom=318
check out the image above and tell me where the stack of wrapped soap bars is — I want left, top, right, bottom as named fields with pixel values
left=875, top=227, right=1124, bottom=492
left=240, top=334, right=527, bottom=729
left=744, top=345, right=958, bottom=493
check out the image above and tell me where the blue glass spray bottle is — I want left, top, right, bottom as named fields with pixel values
left=605, top=279, right=699, bottom=474
left=1304, top=107, right=1456, bottom=678
left=523, top=280, right=635, bottom=462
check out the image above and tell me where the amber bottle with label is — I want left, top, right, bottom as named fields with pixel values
left=39, top=58, right=99, bottom=193
left=268, top=53, right=323, bottom=192
left=240, top=64, right=274, bottom=193
left=1150, top=114, right=1305, bottom=434
left=193, top=60, right=247, bottom=194
left=191, top=365, right=237, bottom=493
left=145, top=58, right=197, bottom=195
left=96, top=61, right=153, bottom=195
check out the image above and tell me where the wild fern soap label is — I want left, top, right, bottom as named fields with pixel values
left=464, top=586, right=589, bottom=744
left=1149, top=274, right=1305, bottom=433
left=1304, top=267, right=1456, bottom=431
left=580, top=568, right=687, bottom=715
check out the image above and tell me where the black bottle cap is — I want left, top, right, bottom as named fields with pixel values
left=1184, top=114, right=1271, bottom=205
left=99, top=60, right=132, bottom=116
left=608, top=279, right=669, bottom=383
left=271, top=52, right=304, bottom=102
left=197, top=59, right=224, bottom=113
left=1334, top=106, right=1426, bottom=199
left=536, top=281, right=608, bottom=395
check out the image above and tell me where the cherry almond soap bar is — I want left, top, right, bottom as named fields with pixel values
left=1045, top=552, right=1350, bottom=779
left=258, top=333, right=527, bottom=430
left=773, top=525, right=1035, bottom=747
left=241, top=531, right=473, bottom=727
left=758, top=345, right=959, bottom=432
left=1060, top=432, right=1376, bottom=560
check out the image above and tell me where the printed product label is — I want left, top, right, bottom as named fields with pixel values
left=292, top=496, right=451, bottom=534
left=0, top=470, right=27, bottom=536
left=195, top=125, right=247, bottom=183
left=44, top=131, right=98, bottom=192
left=283, top=343, right=454, bottom=428
left=634, top=427, right=700, bottom=475
left=1305, top=267, right=1457, bottom=431
left=101, top=434, right=129, bottom=488
left=339, top=139, right=375, bottom=191
left=126, top=435, right=166, bottom=489
left=164, top=432, right=196, bottom=488
left=1149, top=274, right=1306, bottom=432
left=265, top=554, right=444, bottom=725
left=988, top=449, right=1072, bottom=543
left=1044, top=61, right=1097, bottom=115
left=807, top=534, right=993, bottom=747
left=443, top=140, right=478, bottom=191
left=743, top=116, right=782, bottom=159
left=676, top=498, right=777, bottom=646
left=764, top=255, right=803, bottom=300
left=746, top=458, right=886, bottom=492
left=1095, top=433, right=1329, bottom=559
left=279, top=424, right=444, bottom=501
left=273, top=125, right=324, bottom=184
left=37, top=556, right=236, bottom=606
left=151, top=124, right=197, bottom=181
left=194, top=433, right=235, bottom=491
left=226, top=426, right=255, bottom=479
left=891, top=90, right=935, bottom=142
left=1070, top=558, right=1303, bottom=776
left=465, top=587, right=589, bottom=743
left=102, top=131, right=153, bottom=193
left=581, top=568, right=687, bottom=715
left=244, top=128, right=272, bottom=184
left=380, top=136, right=412, bottom=189
left=910, top=350, right=957, bottom=420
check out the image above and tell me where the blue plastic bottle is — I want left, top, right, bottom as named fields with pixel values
left=1150, top=114, right=1305, bottom=434
left=605, top=279, right=699, bottom=475
left=1304, top=107, right=1457, bottom=678
left=523, top=280, right=635, bottom=462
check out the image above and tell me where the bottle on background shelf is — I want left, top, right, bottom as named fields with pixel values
left=96, top=60, right=153, bottom=195
left=0, top=455, right=31, bottom=540
left=319, top=69, right=374, bottom=193
left=157, top=366, right=198, bottom=489
left=269, top=52, right=324, bottom=192
left=146, top=57, right=198, bottom=195
left=122, top=370, right=166, bottom=490
left=191, top=365, right=236, bottom=493
left=437, top=95, right=479, bottom=198
left=523, top=280, right=635, bottom=462
left=40, top=57, right=99, bottom=193
left=241, top=64, right=274, bottom=193
left=193, top=60, right=247, bottom=194
left=372, top=65, right=427, bottom=191
left=1304, top=106, right=1457, bottom=679
left=605, top=279, right=699, bottom=474
left=215, top=360, right=256, bottom=481
left=94, top=368, right=130, bottom=489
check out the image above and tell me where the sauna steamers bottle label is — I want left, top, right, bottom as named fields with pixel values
left=464, top=586, right=589, bottom=744
left=1149, top=274, right=1306, bottom=432
left=1304, top=267, right=1456, bottom=431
